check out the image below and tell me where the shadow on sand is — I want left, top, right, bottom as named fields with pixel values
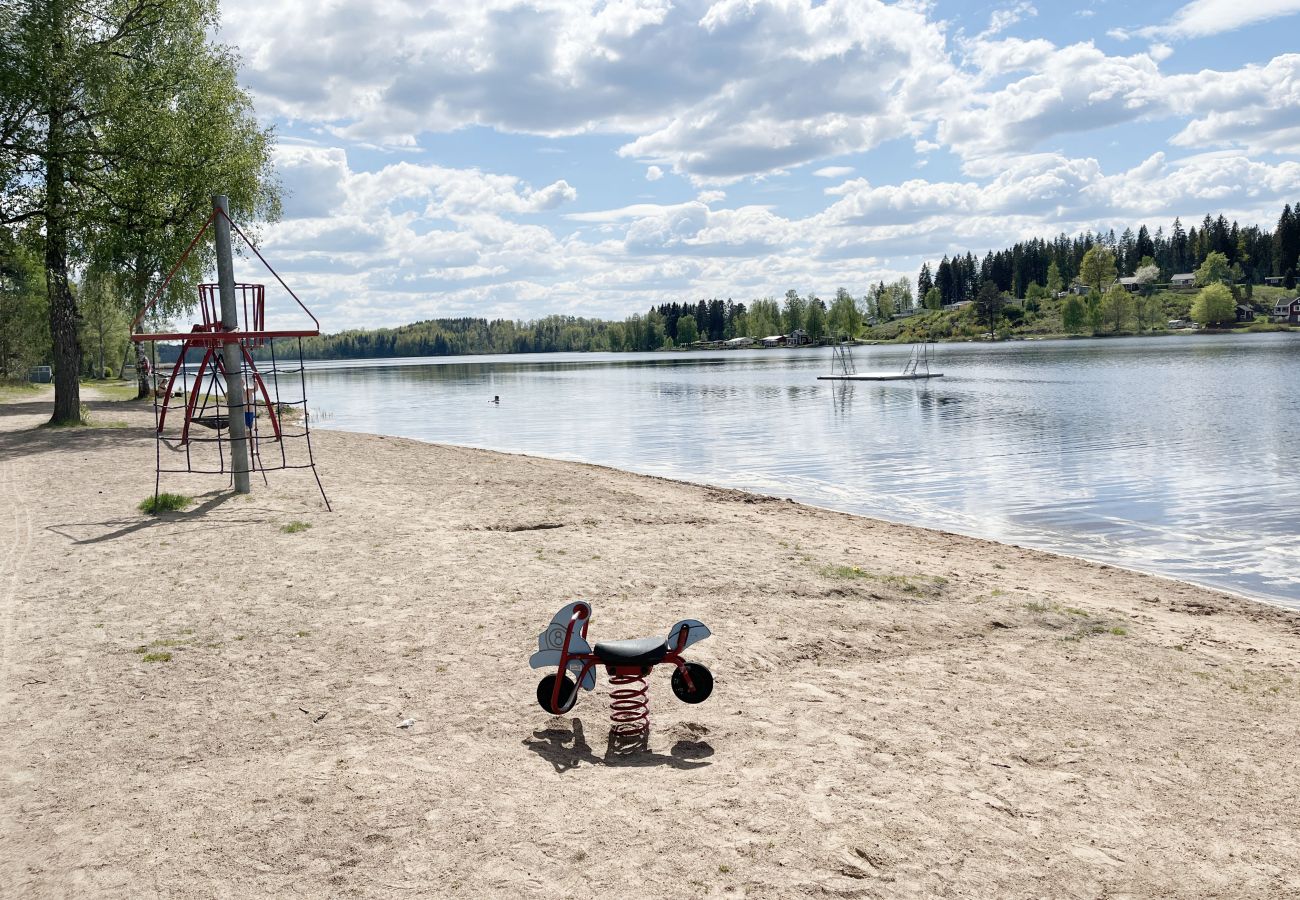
left=45, top=489, right=260, bottom=544
left=524, top=717, right=714, bottom=773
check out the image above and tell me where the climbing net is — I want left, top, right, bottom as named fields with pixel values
left=145, top=333, right=330, bottom=509
left=132, top=205, right=330, bottom=510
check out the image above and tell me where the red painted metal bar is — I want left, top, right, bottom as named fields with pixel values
left=180, top=346, right=218, bottom=445
left=155, top=341, right=194, bottom=433
left=220, top=209, right=322, bottom=333
left=131, top=329, right=319, bottom=343
left=129, top=209, right=218, bottom=334
left=242, top=346, right=282, bottom=441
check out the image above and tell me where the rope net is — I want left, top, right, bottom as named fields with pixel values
left=132, top=206, right=330, bottom=511
left=147, top=335, right=331, bottom=509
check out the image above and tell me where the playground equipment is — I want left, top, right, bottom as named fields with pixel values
left=531, top=602, right=714, bottom=735
left=818, top=339, right=943, bottom=381
left=131, top=195, right=329, bottom=509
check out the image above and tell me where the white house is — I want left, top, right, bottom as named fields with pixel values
left=724, top=336, right=754, bottom=348
left=1170, top=272, right=1195, bottom=287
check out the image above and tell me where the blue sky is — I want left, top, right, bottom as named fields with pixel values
left=216, top=0, right=1300, bottom=329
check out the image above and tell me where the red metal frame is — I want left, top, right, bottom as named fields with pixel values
left=546, top=603, right=701, bottom=715
left=154, top=322, right=283, bottom=444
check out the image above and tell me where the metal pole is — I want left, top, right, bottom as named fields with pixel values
left=213, top=195, right=252, bottom=493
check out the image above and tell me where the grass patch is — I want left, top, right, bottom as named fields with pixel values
left=819, top=564, right=947, bottom=597
left=42, top=402, right=93, bottom=427
left=139, top=492, right=193, bottom=514
left=80, top=379, right=142, bottom=402
left=281, top=521, right=311, bottom=534
left=822, top=564, right=871, bottom=579
left=142, top=651, right=172, bottom=663
left=294, top=630, right=311, bottom=638
left=1023, top=601, right=1051, bottom=613
left=0, top=377, right=45, bottom=402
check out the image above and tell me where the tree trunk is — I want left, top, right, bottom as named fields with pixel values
left=46, top=146, right=81, bottom=423
left=46, top=0, right=81, bottom=425
left=132, top=256, right=152, bottom=399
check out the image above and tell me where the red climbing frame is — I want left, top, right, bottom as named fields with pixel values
left=130, top=207, right=322, bottom=446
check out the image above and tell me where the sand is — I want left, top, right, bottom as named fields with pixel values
left=2, top=387, right=1299, bottom=898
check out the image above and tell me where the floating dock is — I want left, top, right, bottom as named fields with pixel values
left=818, top=372, right=943, bottom=381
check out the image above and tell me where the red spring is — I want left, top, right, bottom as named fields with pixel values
left=608, top=670, right=650, bottom=735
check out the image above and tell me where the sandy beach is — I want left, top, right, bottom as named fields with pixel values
left=2, top=387, right=1299, bottom=898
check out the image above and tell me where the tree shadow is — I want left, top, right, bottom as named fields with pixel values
left=45, top=489, right=246, bottom=544
left=0, top=411, right=153, bottom=462
left=523, top=717, right=714, bottom=773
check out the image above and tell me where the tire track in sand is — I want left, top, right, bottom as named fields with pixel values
left=0, top=459, right=33, bottom=679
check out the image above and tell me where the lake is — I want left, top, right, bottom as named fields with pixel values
left=301, top=333, right=1300, bottom=607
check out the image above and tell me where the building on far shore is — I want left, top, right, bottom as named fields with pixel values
left=725, top=336, right=755, bottom=348
left=787, top=329, right=809, bottom=346
left=1271, top=297, right=1300, bottom=324
left=1170, top=272, right=1196, bottom=287
left=761, top=334, right=786, bottom=347
left=1118, top=276, right=1141, bottom=292
left=1236, top=304, right=1255, bottom=323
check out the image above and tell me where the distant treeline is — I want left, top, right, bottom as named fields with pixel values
left=920, top=204, right=1300, bottom=306
left=166, top=203, right=1300, bottom=364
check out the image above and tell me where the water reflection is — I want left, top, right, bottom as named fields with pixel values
left=306, top=335, right=1300, bottom=606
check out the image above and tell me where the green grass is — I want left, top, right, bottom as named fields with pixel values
left=138, top=492, right=193, bottom=514
left=0, top=377, right=45, bottom=402
left=142, top=651, right=172, bottom=663
left=281, top=521, right=312, bottom=534
left=79, top=379, right=141, bottom=401
left=42, top=402, right=93, bottom=427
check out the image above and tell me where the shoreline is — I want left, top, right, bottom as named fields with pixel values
left=315, top=424, right=1300, bottom=613
left=4, top=392, right=1300, bottom=896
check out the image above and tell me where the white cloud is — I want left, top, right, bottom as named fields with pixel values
left=206, top=1, right=1300, bottom=326
left=222, top=0, right=959, bottom=184
left=1116, top=0, right=1300, bottom=40
left=984, top=3, right=1037, bottom=38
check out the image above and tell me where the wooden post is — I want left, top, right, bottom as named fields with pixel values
left=213, top=195, right=252, bottom=493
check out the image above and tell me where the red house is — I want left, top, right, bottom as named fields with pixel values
left=1271, top=297, right=1300, bottom=324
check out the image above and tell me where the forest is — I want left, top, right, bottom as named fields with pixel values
left=5, top=204, right=1299, bottom=373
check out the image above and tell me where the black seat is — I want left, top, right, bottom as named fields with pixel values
left=594, top=637, right=669, bottom=666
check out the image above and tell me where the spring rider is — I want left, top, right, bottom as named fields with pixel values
left=530, top=601, right=714, bottom=735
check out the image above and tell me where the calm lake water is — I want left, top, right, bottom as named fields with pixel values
left=303, top=334, right=1300, bottom=607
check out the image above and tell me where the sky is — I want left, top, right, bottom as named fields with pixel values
left=214, top=0, right=1300, bottom=330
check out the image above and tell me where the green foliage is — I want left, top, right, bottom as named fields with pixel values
left=975, top=280, right=1003, bottom=331
left=1194, top=251, right=1232, bottom=287
left=1079, top=246, right=1118, bottom=293
left=2, top=0, right=279, bottom=424
left=0, top=227, right=51, bottom=374
left=1190, top=283, right=1235, bottom=326
left=1046, top=260, right=1064, bottom=297
left=827, top=287, right=861, bottom=339
left=139, top=493, right=193, bottom=514
left=923, top=286, right=943, bottom=310
left=781, top=290, right=805, bottom=333
left=281, top=521, right=312, bottom=534
left=1086, top=291, right=1104, bottom=334
left=1100, top=284, right=1133, bottom=333
left=804, top=297, right=827, bottom=341
left=675, top=314, right=698, bottom=344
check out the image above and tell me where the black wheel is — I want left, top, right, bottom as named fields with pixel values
left=671, top=663, right=714, bottom=704
left=536, top=674, right=578, bottom=714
